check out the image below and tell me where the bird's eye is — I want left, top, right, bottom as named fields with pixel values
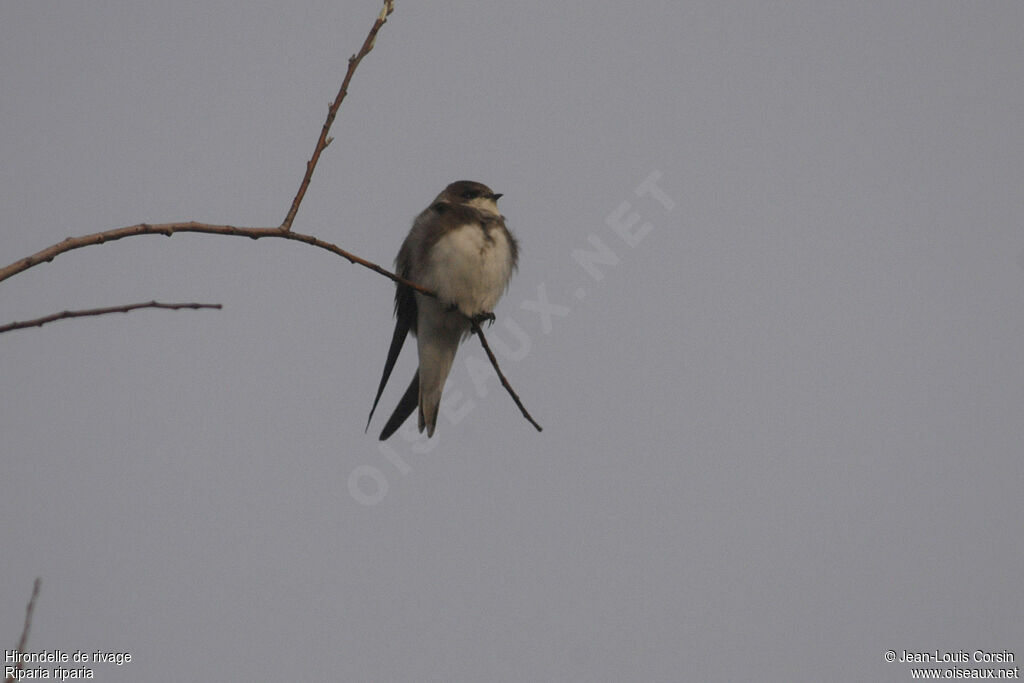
left=461, top=190, right=477, bottom=199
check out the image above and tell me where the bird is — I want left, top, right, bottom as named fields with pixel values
left=366, top=180, right=518, bottom=440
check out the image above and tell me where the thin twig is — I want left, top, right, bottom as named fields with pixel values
left=5, top=578, right=41, bottom=683
left=471, top=320, right=544, bottom=432
left=280, top=0, right=395, bottom=231
left=0, top=301, right=221, bottom=334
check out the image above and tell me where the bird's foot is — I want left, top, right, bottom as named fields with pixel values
left=443, top=303, right=495, bottom=327
left=471, top=311, right=496, bottom=327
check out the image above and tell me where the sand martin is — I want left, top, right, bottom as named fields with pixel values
left=366, top=180, right=518, bottom=440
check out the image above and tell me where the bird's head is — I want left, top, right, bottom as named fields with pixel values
left=437, top=180, right=503, bottom=215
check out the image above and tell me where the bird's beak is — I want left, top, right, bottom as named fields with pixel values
left=490, top=193, right=503, bottom=201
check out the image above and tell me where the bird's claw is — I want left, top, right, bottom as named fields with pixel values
left=443, top=302, right=495, bottom=327
left=471, top=311, right=496, bottom=327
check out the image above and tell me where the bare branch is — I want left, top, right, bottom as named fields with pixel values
left=471, top=321, right=544, bottom=432
left=0, top=301, right=221, bottom=335
left=5, top=578, right=41, bottom=683
left=279, top=0, right=395, bottom=232
left=1, top=221, right=542, bottom=431
left=0, top=0, right=541, bottom=432
left=0, top=222, right=434, bottom=297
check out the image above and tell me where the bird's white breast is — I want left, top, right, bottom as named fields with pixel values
left=421, top=222, right=512, bottom=316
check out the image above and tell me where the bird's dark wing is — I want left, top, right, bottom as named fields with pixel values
left=365, top=282, right=417, bottom=432
left=379, top=371, right=419, bottom=440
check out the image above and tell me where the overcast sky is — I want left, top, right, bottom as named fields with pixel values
left=3, top=2, right=1023, bottom=681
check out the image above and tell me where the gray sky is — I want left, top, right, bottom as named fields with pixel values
left=3, top=2, right=1023, bottom=681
